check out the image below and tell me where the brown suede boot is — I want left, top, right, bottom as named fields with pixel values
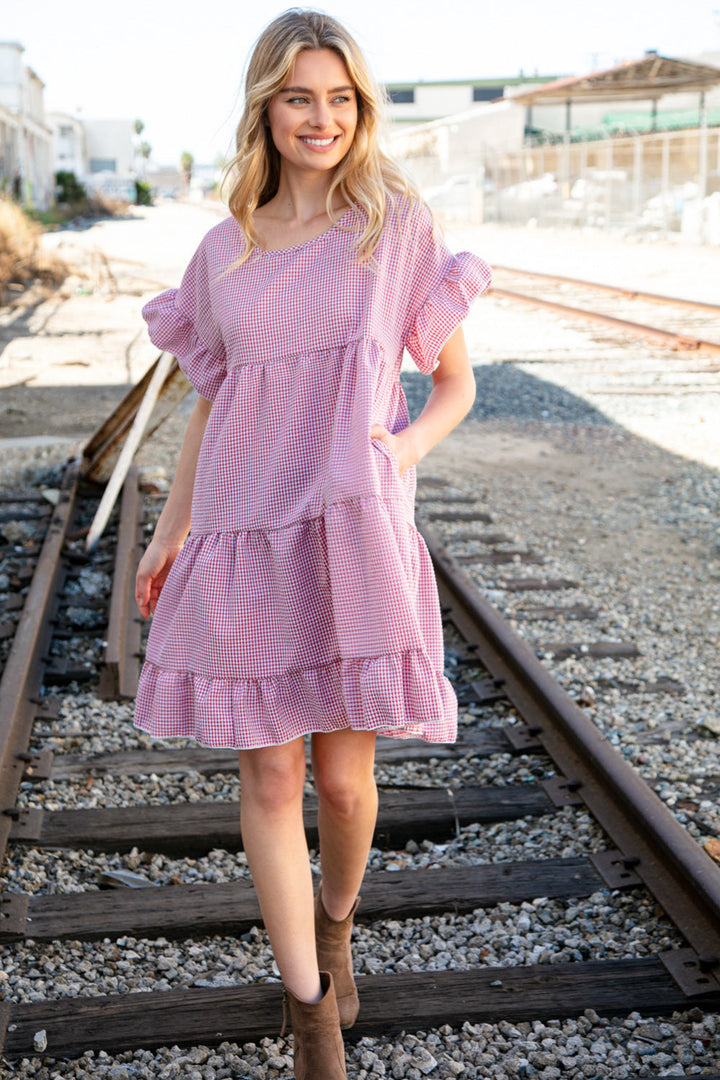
left=284, top=971, right=347, bottom=1080
left=314, top=882, right=360, bottom=1029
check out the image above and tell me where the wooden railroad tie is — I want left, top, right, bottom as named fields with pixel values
left=0, top=857, right=618, bottom=944
left=8, top=784, right=556, bottom=857
left=2, top=960, right=719, bottom=1058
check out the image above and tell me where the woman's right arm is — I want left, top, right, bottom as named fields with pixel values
left=135, top=395, right=213, bottom=617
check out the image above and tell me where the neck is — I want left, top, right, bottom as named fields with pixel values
left=269, top=170, right=339, bottom=224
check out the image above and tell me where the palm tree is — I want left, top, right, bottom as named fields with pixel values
left=138, top=142, right=152, bottom=180
left=133, top=120, right=147, bottom=177
left=181, top=151, right=194, bottom=189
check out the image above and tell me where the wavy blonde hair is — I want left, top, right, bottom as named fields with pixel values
left=223, top=8, right=421, bottom=262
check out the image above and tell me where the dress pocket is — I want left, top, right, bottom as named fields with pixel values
left=371, top=436, right=401, bottom=475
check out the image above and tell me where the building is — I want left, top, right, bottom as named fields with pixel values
left=508, top=51, right=720, bottom=141
left=0, top=41, right=53, bottom=209
left=49, top=111, right=87, bottom=177
left=82, top=119, right=135, bottom=176
left=388, top=53, right=720, bottom=241
left=47, top=114, right=137, bottom=201
left=385, top=75, right=555, bottom=125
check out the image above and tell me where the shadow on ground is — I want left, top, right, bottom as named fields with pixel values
left=402, top=364, right=613, bottom=427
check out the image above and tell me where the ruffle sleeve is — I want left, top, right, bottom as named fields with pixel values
left=403, top=209, right=492, bottom=375
left=142, top=240, right=227, bottom=402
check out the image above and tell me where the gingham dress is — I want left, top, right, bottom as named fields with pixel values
left=134, top=199, right=491, bottom=748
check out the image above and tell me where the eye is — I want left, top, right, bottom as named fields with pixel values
left=332, top=95, right=352, bottom=104
left=284, top=95, right=309, bottom=105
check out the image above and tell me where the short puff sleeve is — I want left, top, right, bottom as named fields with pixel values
left=403, top=210, right=492, bottom=374
left=142, top=240, right=227, bottom=402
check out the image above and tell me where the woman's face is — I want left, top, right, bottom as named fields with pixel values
left=266, top=48, right=358, bottom=178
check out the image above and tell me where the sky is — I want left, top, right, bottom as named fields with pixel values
left=4, top=0, right=720, bottom=166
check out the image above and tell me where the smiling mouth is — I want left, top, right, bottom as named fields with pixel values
left=299, top=135, right=339, bottom=147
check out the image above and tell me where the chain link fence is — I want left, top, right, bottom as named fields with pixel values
left=394, top=125, right=720, bottom=244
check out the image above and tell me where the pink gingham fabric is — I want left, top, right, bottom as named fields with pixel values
left=134, top=199, right=491, bottom=748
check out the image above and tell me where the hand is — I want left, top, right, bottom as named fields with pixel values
left=135, top=537, right=184, bottom=618
left=370, top=424, right=418, bottom=476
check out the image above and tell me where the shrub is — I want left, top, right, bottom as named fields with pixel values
left=135, top=179, right=153, bottom=206
left=55, top=170, right=87, bottom=204
left=0, top=198, right=68, bottom=303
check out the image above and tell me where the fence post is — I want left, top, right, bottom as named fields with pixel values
left=661, top=134, right=670, bottom=237
left=605, top=140, right=613, bottom=226
left=698, top=90, right=708, bottom=201
left=632, top=135, right=643, bottom=222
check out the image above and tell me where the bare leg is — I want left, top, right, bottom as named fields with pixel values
left=238, top=739, right=321, bottom=1003
left=311, top=729, right=378, bottom=920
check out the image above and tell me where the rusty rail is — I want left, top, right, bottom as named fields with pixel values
left=420, top=520, right=720, bottom=996
left=491, top=266, right=720, bottom=313
left=0, top=462, right=79, bottom=869
left=490, top=286, right=720, bottom=355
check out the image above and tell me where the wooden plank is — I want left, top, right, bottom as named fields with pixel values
left=444, top=531, right=511, bottom=544
left=488, top=578, right=578, bottom=592
left=82, top=356, right=191, bottom=484
left=16, top=857, right=602, bottom=943
left=86, top=352, right=174, bottom=551
left=5, top=959, right=718, bottom=1057
left=48, top=728, right=516, bottom=781
left=537, top=642, right=641, bottom=660
left=12, top=784, right=554, bottom=856
left=424, top=510, right=493, bottom=523
left=454, top=551, right=543, bottom=565
left=514, top=605, right=598, bottom=621
left=98, top=467, right=142, bottom=700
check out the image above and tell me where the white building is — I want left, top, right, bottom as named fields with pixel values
left=0, top=41, right=53, bottom=209
left=82, top=119, right=135, bottom=175
left=47, top=114, right=137, bottom=201
left=48, top=111, right=87, bottom=177
left=388, top=100, right=525, bottom=190
left=385, top=75, right=553, bottom=124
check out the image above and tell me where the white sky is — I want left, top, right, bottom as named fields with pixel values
left=4, top=0, right=720, bottom=166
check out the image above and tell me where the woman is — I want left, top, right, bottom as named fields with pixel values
left=135, top=9, right=490, bottom=1077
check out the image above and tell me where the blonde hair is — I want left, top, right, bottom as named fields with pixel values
left=223, top=8, right=421, bottom=262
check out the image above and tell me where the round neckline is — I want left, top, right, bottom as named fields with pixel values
left=253, top=204, right=357, bottom=256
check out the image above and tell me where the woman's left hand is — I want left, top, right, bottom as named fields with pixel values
left=370, top=424, right=418, bottom=476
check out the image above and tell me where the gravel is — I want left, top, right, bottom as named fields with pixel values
left=0, top=887, right=683, bottom=1006
left=5, top=1012, right=720, bottom=1078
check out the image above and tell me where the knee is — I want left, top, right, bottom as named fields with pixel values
left=314, top=765, right=376, bottom=819
left=239, top=750, right=305, bottom=814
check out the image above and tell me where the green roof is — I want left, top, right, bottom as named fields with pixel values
left=569, top=107, right=720, bottom=139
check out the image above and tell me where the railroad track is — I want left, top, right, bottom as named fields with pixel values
left=1, top=439, right=720, bottom=1073
left=490, top=266, right=720, bottom=364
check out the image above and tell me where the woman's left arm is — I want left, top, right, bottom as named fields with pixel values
left=370, top=326, right=476, bottom=475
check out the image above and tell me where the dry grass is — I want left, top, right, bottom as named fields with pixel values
left=0, top=198, right=68, bottom=303
left=86, top=191, right=130, bottom=218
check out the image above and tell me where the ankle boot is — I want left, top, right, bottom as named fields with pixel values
left=284, top=970, right=346, bottom=1080
left=314, top=882, right=360, bottom=1029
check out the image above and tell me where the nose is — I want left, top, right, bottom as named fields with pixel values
left=310, top=99, right=332, bottom=128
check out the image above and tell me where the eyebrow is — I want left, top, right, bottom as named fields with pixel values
left=281, top=85, right=355, bottom=94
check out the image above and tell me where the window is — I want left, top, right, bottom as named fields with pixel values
left=388, top=88, right=415, bottom=104
left=59, top=125, right=74, bottom=137
left=473, top=85, right=503, bottom=102
left=89, top=158, right=116, bottom=173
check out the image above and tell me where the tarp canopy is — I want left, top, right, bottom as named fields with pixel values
left=509, top=54, right=720, bottom=105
